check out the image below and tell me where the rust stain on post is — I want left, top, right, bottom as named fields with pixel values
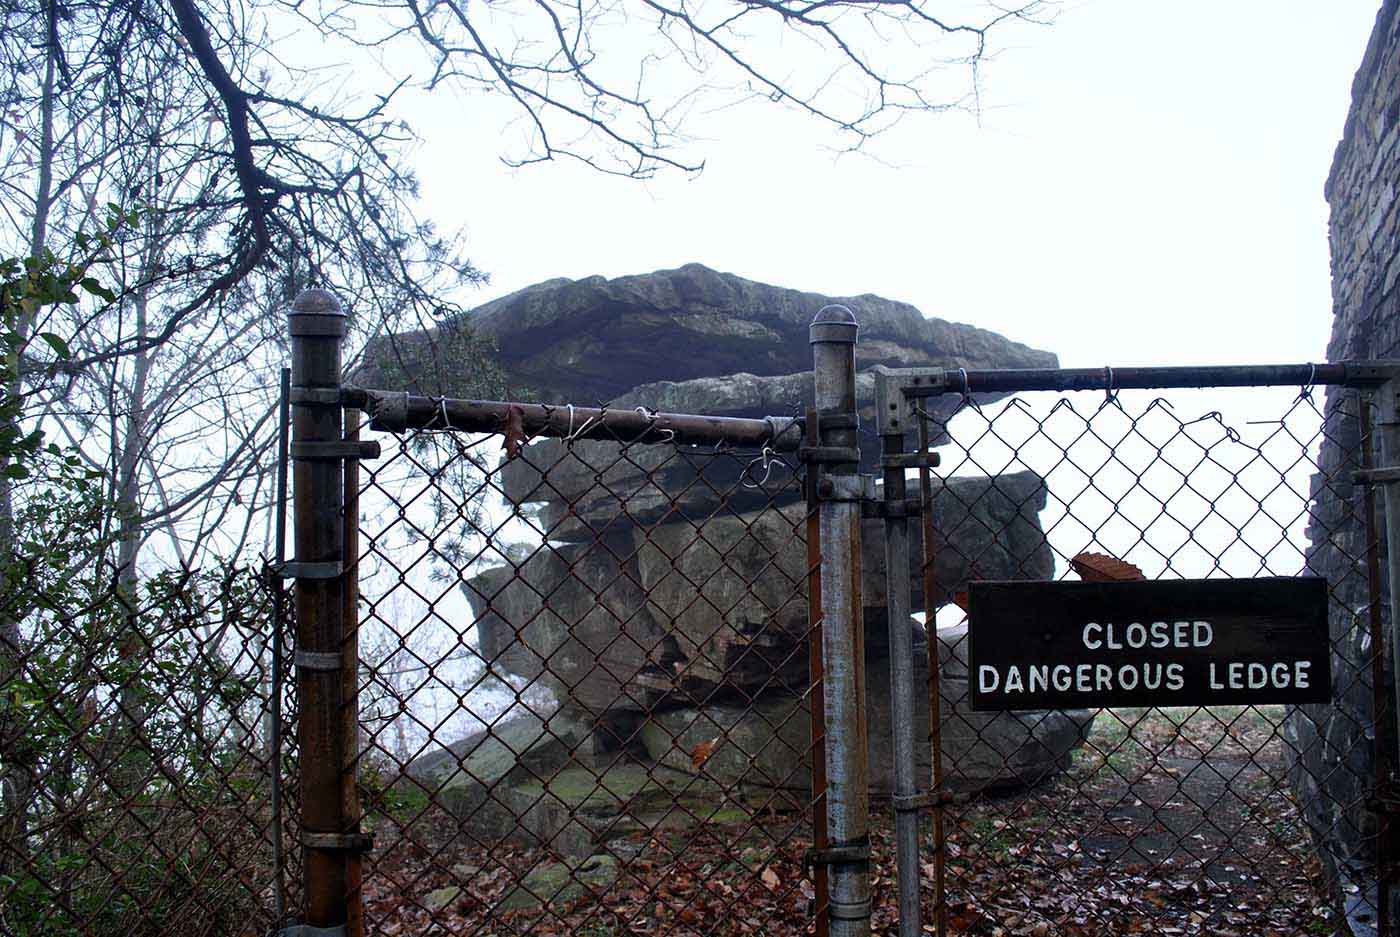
left=806, top=408, right=831, bottom=937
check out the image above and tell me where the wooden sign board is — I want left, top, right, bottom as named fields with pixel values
left=967, top=577, right=1331, bottom=711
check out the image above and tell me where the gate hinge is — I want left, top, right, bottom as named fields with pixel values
left=880, top=451, right=940, bottom=471
left=289, top=387, right=346, bottom=407
left=302, top=831, right=374, bottom=853
left=891, top=789, right=967, bottom=812
left=294, top=650, right=343, bottom=672
left=276, top=925, right=347, bottom=937
left=828, top=898, right=872, bottom=921
left=803, top=839, right=871, bottom=869
left=862, top=497, right=922, bottom=520
left=1354, top=467, right=1400, bottom=485
left=290, top=440, right=381, bottom=461
left=798, top=445, right=861, bottom=466
left=277, top=561, right=343, bottom=580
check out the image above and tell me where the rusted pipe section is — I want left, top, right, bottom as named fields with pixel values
left=342, top=407, right=364, bottom=937
left=806, top=408, right=831, bottom=937
left=880, top=429, right=921, bottom=937
left=288, top=288, right=353, bottom=932
left=811, top=305, right=870, bottom=937
left=351, top=388, right=802, bottom=451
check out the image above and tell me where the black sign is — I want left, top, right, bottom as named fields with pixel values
left=967, top=577, right=1331, bottom=711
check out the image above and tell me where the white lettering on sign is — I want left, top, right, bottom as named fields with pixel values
left=1082, top=621, right=1214, bottom=650
left=981, top=661, right=1188, bottom=696
left=1202, top=660, right=1311, bottom=690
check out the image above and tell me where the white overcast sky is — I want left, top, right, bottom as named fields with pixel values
left=399, top=1, right=1382, bottom=372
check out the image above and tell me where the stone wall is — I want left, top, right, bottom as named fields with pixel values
left=1295, top=3, right=1400, bottom=931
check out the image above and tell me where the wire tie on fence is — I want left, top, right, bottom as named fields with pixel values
left=1299, top=363, right=1317, bottom=401
left=743, top=446, right=780, bottom=488
left=564, top=403, right=600, bottom=444
left=1102, top=365, right=1122, bottom=410
left=437, top=397, right=455, bottom=431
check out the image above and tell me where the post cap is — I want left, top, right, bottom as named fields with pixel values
left=288, top=288, right=347, bottom=338
left=809, top=304, right=858, bottom=345
left=289, top=288, right=345, bottom=317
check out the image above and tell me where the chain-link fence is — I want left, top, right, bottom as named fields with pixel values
left=0, top=558, right=293, bottom=937
left=882, top=374, right=1386, bottom=937
left=8, top=291, right=1400, bottom=937
left=348, top=398, right=824, bottom=937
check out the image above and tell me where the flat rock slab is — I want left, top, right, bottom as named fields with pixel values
left=355, top=263, right=1056, bottom=404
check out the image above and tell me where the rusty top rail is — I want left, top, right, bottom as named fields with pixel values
left=901, top=361, right=1395, bottom=396
left=345, top=387, right=804, bottom=450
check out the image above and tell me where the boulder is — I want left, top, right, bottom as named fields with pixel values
left=355, top=264, right=1057, bottom=404
left=464, top=538, right=674, bottom=715
left=640, top=622, right=1096, bottom=796
left=861, top=470, right=1054, bottom=624
left=634, top=504, right=810, bottom=692
left=466, top=472, right=1051, bottom=710
left=929, top=623, right=1098, bottom=791
left=404, top=706, right=596, bottom=838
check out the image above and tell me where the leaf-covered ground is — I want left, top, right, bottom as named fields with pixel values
left=361, top=707, right=1350, bottom=936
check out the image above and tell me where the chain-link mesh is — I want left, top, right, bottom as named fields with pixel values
left=352, top=411, right=824, bottom=935
left=0, top=561, right=295, bottom=937
left=903, top=384, right=1377, bottom=936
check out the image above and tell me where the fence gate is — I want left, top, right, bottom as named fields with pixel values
left=871, top=360, right=1397, bottom=937
left=281, top=288, right=1399, bottom=937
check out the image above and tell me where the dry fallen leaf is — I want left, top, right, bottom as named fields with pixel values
left=1070, top=551, right=1146, bottom=582
left=502, top=404, right=528, bottom=460
left=689, top=736, right=721, bottom=769
left=760, top=866, right=780, bottom=890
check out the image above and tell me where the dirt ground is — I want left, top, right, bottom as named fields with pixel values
left=361, top=706, right=1348, bottom=936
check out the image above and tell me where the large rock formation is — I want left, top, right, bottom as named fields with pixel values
left=468, top=471, right=1054, bottom=711
left=356, top=263, right=1057, bottom=405
left=1297, top=5, right=1400, bottom=933
left=389, top=265, right=1094, bottom=831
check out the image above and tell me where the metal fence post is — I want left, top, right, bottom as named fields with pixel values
left=810, top=305, right=871, bottom=937
left=287, top=288, right=357, bottom=934
left=1374, top=377, right=1400, bottom=932
left=878, top=392, right=922, bottom=937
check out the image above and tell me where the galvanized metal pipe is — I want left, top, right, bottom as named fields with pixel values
left=1378, top=380, right=1400, bottom=765
left=1362, top=393, right=1391, bottom=937
left=901, top=361, right=1384, bottom=396
left=289, top=289, right=351, bottom=930
left=918, top=413, right=948, bottom=937
left=811, top=305, right=870, bottom=937
left=353, top=388, right=802, bottom=450
left=880, top=431, right=921, bottom=937
left=1376, top=378, right=1400, bottom=936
